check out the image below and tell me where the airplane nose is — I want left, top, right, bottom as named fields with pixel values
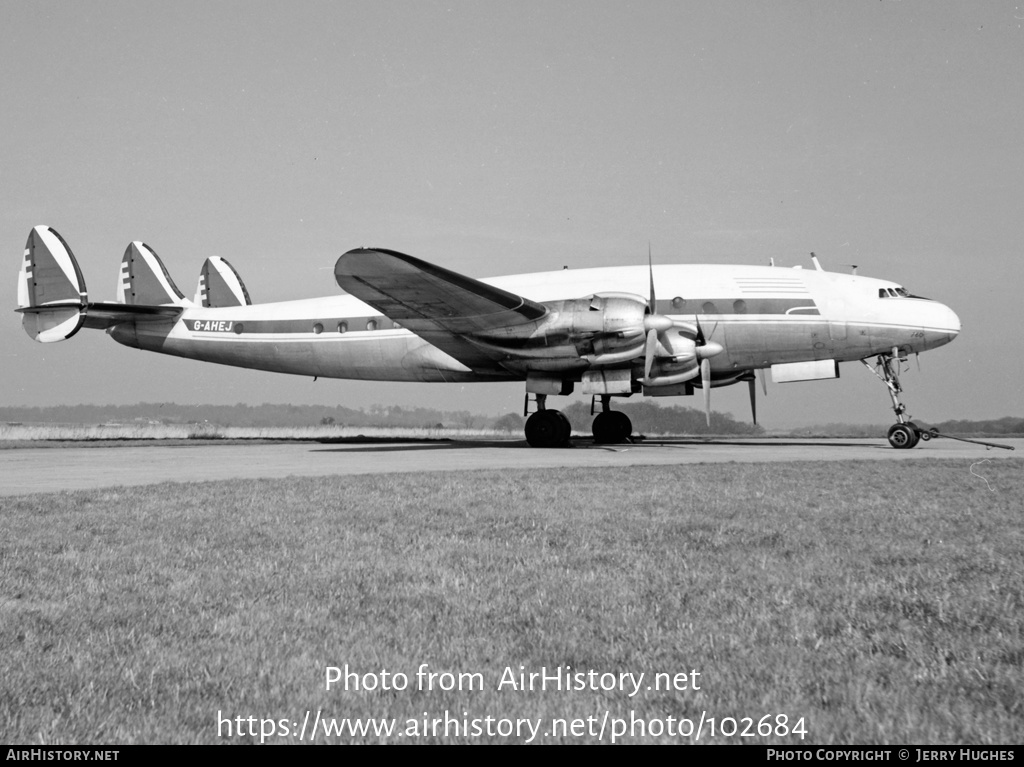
left=941, top=304, right=961, bottom=337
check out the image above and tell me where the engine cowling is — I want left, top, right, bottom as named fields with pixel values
left=565, top=292, right=650, bottom=364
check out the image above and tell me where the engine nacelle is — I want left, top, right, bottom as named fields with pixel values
left=554, top=292, right=649, bottom=361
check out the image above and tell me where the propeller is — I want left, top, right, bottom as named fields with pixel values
left=639, top=247, right=717, bottom=385
left=701, top=357, right=712, bottom=427
left=690, top=315, right=724, bottom=427
left=644, top=327, right=658, bottom=380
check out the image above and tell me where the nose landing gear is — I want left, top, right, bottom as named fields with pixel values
left=865, top=349, right=1013, bottom=451
left=864, top=349, right=921, bottom=449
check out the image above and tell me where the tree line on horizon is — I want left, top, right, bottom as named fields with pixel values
left=1, top=403, right=1020, bottom=437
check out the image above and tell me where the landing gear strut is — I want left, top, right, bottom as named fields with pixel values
left=591, top=395, right=633, bottom=444
left=524, top=393, right=571, bottom=448
left=864, top=350, right=1015, bottom=452
left=863, top=349, right=920, bottom=449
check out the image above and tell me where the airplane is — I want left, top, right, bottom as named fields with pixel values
left=17, top=225, right=962, bottom=449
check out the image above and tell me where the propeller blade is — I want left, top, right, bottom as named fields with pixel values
left=701, top=358, right=711, bottom=427
left=647, top=242, right=656, bottom=314
left=644, top=327, right=658, bottom=380
left=695, top=315, right=706, bottom=346
left=748, top=377, right=757, bottom=425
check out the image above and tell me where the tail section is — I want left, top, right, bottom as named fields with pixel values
left=117, top=242, right=191, bottom=306
left=16, top=227, right=184, bottom=343
left=194, top=256, right=252, bottom=307
left=18, top=226, right=89, bottom=342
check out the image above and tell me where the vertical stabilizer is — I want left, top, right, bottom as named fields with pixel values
left=18, top=226, right=88, bottom=342
left=194, top=256, right=252, bottom=307
left=116, top=242, right=190, bottom=306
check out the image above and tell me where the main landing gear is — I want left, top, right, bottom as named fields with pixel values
left=591, top=395, right=633, bottom=444
left=524, top=394, right=571, bottom=448
left=863, top=348, right=926, bottom=450
left=523, top=394, right=634, bottom=447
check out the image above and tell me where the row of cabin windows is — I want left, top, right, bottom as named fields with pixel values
left=669, top=297, right=747, bottom=313
left=311, top=319, right=400, bottom=334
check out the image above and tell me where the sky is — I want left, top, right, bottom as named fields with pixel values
left=2, top=1, right=1022, bottom=427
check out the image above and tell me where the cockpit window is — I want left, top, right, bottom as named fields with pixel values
left=879, top=286, right=930, bottom=300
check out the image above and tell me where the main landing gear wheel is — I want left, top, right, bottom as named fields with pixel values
left=887, top=423, right=920, bottom=450
left=525, top=410, right=571, bottom=448
left=592, top=410, right=633, bottom=444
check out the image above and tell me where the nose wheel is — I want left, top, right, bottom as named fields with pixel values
left=886, top=422, right=920, bottom=450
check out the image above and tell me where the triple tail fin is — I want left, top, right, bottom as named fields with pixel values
left=117, top=242, right=192, bottom=306
left=194, top=256, right=252, bottom=307
left=17, top=226, right=183, bottom=343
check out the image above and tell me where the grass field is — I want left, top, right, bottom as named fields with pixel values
left=2, top=460, right=1022, bottom=744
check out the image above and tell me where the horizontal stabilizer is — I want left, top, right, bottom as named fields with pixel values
left=117, top=241, right=190, bottom=306
left=194, top=256, right=252, bottom=307
left=17, top=301, right=182, bottom=330
left=18, top=226, right=88, bottom=342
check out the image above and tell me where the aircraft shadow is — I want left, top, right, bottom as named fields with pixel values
left=311, top=437, right=879, bottom=454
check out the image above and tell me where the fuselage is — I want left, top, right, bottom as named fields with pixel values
left=109, top=263, right=961, bottom=385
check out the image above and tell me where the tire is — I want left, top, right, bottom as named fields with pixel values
left=593, top=411, right=632, bottom=443
left=609, top=411, right=632, bottom=442
left=887, top=423, right=919, bottom=449
left=592, top=412, right=616, bottom=443
left=525, top=410, right=571, bottom=447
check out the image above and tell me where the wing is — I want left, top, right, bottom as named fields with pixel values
left=335, top=248, right=548, bottom=371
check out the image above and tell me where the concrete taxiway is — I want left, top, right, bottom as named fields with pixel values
left=0, top=437, right=1019, bottom=496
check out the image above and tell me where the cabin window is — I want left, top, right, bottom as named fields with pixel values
left=671, top=296, right=685, bottom=309
left=701, top=301, right=718, bottom=314
left=338, top=321, right=348, bottom=333
left=733, top=299, right=747, bottom=314
left=313, top=323, right=323, bottom=334
left=233, top=323, right=244, bottom=334
left=366, top=319, right=378, bottom=331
